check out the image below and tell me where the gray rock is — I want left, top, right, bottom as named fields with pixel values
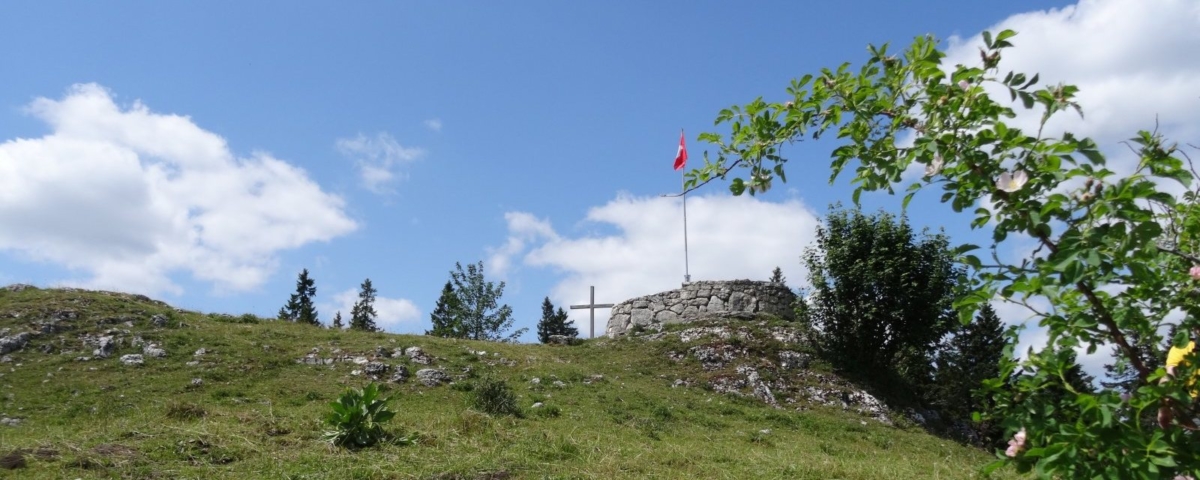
left=364, top=361, right=389, bottom=378
left=143, top=344, right=167, bottom=358
left=0, top=416, right=21, bottom=427
left=531, top=402, right=544, bottom=409
left=151, top=314, right=168, bottom=327
left=779, top=350, right=810, bottom=370
left=547, top=335, right=572, bottom=345
left=194, top=348, right=207, bottom=357
left=93, top=336, right=115, bottom=358
left=405, top=346, right=432, bottom=365
left=415, top=368, right=450, bottom=387
left=0, top=332, right=30, bottom=355
left=120, top=354, right=144, bottom=366
left=191, top=378, right=203, bottom=387
left=2, top=284, right=35, bottom=292
left=0, top=355, right=12, bottom=363
left=389, top=365, right=411, bottom=383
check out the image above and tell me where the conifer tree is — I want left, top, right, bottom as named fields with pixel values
left=426, top=281, right=462, bottom=338
left=536, top=297, right=577, bottom=343
left=331, top=311, right=343, bottom=329
left=278, top=268, right=319, bottom=325
left=935, top=303, right=1006, bottom=418
left=349, top=278, right=379, bottom=332
left=769, top=266, right=786, bottom=284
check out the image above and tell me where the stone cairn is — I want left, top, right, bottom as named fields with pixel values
left=605, top=280, right=795, bottom=337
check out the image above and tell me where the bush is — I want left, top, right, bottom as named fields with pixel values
left=470, top=376, right=521, bottom=417
left=321, top=383, right=396, bottom=448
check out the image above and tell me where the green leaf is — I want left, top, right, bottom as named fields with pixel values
left=730, top=178, right=746, bottom=196
left=982, top=31, right=994, bottom=49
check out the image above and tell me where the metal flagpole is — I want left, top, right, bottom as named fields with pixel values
left=683, top=189, right=690, bottom=283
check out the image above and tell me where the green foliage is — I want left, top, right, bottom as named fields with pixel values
left=934, top=303, right=1006, bottom=442
left=470, top=376, right=521, bottom=417
left=426, top=281, right=462, bottom=338
left=536, top=297, right=578, bottom=344
left=331, top=311, right=343, bottom=330
left=432, top=261, right=527, bottom=342
left=322, top=383, right=396, bottom=448
left=694, top=28, right=1200, bottom=477
left=349, top=278, right=379, bottom=332
left=278, top=269, right=319, bottom=326
left=769, top=266, right=786, bottom=284
left=802, top=205, right=962, bottom=387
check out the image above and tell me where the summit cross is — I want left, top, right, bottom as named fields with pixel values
left=569, top=286, right=614, bottom=338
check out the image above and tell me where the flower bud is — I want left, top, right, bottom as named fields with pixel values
left=1190, top=265, right=1200, bottom=281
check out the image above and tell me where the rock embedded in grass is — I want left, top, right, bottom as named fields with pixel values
left=415, top=368, right=450, bottom=386
left=120, top=354, right=144, bottom=366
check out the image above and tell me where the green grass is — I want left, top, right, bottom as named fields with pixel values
left=0, top=287, right=1021, bottom=479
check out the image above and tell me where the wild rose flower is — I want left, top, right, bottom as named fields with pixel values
left=1190, top=265, right=1200, bottom=281
left=958, top=79, right=971, bottom=90
left=925, top=154, right=944, bottom=177
left=997, top=170, right=1029, bottom=193
left=1005, top=428, right=1027, bottom=458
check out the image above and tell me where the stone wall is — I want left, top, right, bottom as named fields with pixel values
left=605, top=280, right=796, bottom=337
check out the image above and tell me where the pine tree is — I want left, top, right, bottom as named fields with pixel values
left=331, top=311, right=343, bottom=329
left=278, top=268, right=319, bottom=325
left=769, top=266, right=786, bottom=284
left=426, top=281, right=462, bottom=338
left=536, top=297, right=578, bottom=343
left=349, top=278, right=379, bottom=332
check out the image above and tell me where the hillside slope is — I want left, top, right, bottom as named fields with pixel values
left=0, top=286, right=1015, bottom=479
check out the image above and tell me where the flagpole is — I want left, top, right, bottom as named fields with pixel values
left=680, top=129, right=691, bottom=284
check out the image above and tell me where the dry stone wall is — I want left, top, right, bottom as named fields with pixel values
left=606, top=280, right=796, bottom=337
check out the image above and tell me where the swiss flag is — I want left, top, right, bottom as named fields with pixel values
left=673, top=130, right=688, bottom=171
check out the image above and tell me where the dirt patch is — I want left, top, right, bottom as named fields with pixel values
left=0, top=451, right=26, bottom=470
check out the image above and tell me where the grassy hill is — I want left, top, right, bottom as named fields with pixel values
left=0, top=286, right=1018, bottom=479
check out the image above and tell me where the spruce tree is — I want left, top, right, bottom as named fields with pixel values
left=331, top=311, right=343, bottom=329
left=536, top=297, right=578, bottom=343
left=769, top=266, right=786, bottom=284
left=426, top=281, right=462, bottom=338
left=349, top=278, right=379, bottom=332
left=935, top=303, right=1006, bottom=418
left=278, top=268, right=319, bottom=325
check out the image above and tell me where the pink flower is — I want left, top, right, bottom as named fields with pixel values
left=997, top=170, right=1029, bottom=193
left=1190, top=265, right=1200, bottom=281
left=1173, top=475, right=1195, bottom=480
left=959, top=79, right=971, bottom=90
left=925, top=154, right=944, bottom=177
left=1120, top=392, right=1131, bottom=403
left=1005, top=428, right=1027, bottom=458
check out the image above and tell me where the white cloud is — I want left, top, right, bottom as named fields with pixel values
left=943, top=0, right=1200, bottom=174
left=424, top=119, right=443, bottom=132
left=335, top=132, right=423, bottom=194
left=496, top=193, right=820, bottom=336
left=487, top=212, right=559, bottom=278
left=325, top=287, right=422, bottom=333
left=0, top=84, right=357, bottom=295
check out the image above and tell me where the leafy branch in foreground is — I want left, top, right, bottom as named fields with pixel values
left=693, top=29, right=1200, bottom=478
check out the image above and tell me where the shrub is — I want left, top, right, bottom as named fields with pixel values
left=321, top=383, right=396, bottom=448
left=470, top=376, right=521, bottom=417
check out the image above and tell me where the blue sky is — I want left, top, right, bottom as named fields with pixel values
left=1, top=0, right=1197, bottom=359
